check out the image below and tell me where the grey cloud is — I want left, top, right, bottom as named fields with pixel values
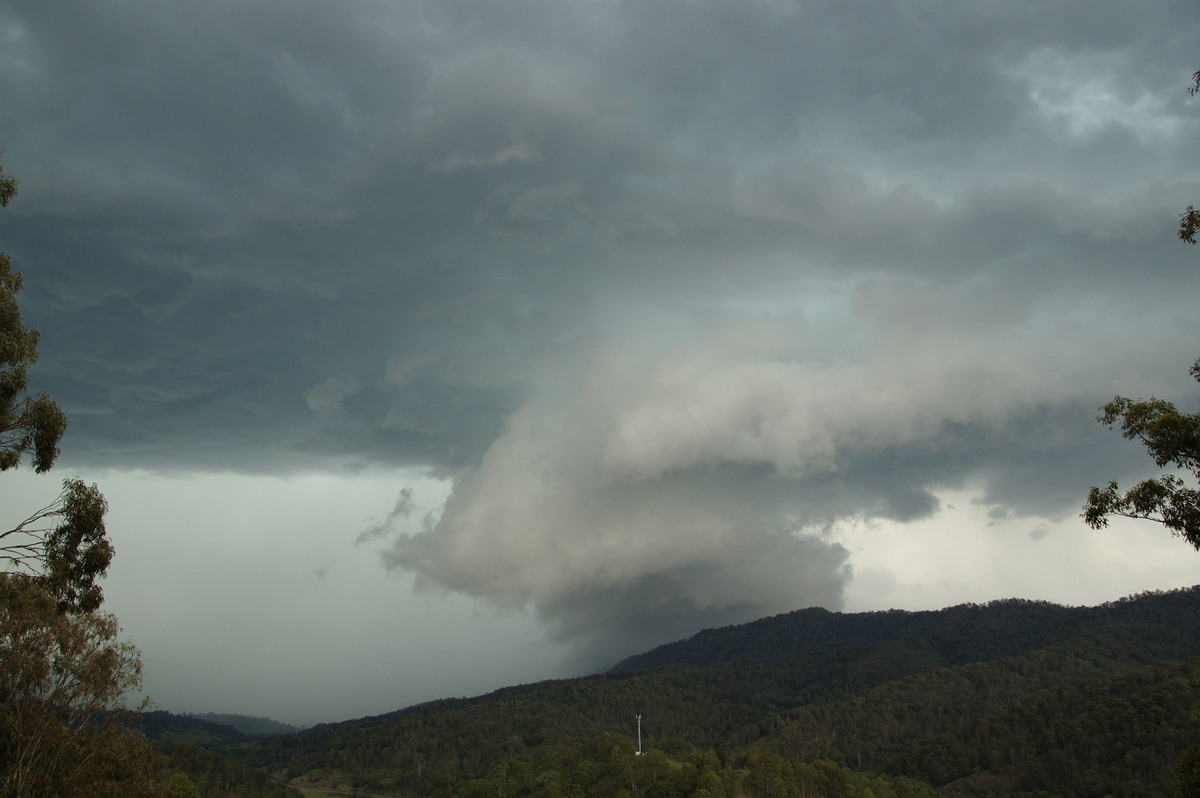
left=1, top=0, right=1199, bottom=658
left=380, top=327, right=1185, bottom=652
left=385, top=401, right=853, bottom=655
left=305, top=376, right=362, bottom=415
left=356, top=487, right=416, bottom=547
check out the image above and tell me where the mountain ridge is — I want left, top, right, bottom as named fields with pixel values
left=235, top=585, right=1200, bottom=796
left=609, top=588, right=1198, bottom=671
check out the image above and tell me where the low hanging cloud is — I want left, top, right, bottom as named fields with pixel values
left=380, top=332, right=1115, bottom=662
left=386, top=414, right=851, bottom=661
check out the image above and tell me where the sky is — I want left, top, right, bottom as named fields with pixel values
left=0, top=0, right=1199, bottom=727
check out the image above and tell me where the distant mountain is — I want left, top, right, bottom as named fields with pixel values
left=239, top=586, right=1200, bottom=797
left=190, top=712, right=303, bottom=737
left=132, top=710, right=249, bottom=746
left=132, top=710, right=302, bottom=742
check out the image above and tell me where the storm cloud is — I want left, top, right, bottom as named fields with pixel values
left=383, top=329, right=1182, bottom=658
left=0, top=0, right=1198, bottom=718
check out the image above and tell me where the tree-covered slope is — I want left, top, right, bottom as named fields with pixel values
left=133, top=710, right=250, bottom=747
left=887, top=658, right=1200, bottom=796
left=242, top=587, right=1200, bottom=796
left=611, top=588, right=1200, bottom=672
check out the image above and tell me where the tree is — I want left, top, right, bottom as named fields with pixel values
left=1179, top=743, right=1200, bottom=798
left=1082, top=360, right=1200, bottom=548
left=0, top=574, right=157, bottom=798
left=0, top=155, right=111, bottom=613
left=1180, top=205, right=1200, bottom=244
left=0, top=158, right=67, bottom=474
left=0, top=279, right=109, bottom=604
left=1, top=477, right=112, bottom=614
left=0, top=155, right=165, bottom=796
left=1182, top=73, right=1200, bottom=244
left=1084, top=71, right=1200, bottom=546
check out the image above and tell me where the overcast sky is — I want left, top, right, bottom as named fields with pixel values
left=1, top=0, right=1199, bottom=727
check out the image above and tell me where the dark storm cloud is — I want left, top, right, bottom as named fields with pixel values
left=3, top=0, right=1200, bottom=652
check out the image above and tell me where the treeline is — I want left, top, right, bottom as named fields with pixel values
left=743, top=658, right=1200, bottom=795
left=154, top=741, right=297, bottom=798
left=235, top=587, right=1200, bottom=796
left=247, top=657, right=1200, bottom=796
left=414, top=733, right=939, bottom=798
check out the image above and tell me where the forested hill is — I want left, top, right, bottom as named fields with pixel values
left=239, top=586, right=1200, bottom=797
left=610, top=587, right=1200, bottom=671
left=190, top=712, right=303, bottom=737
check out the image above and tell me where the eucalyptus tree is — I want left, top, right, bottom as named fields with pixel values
left=0, top=156, right=111, bottom=614
left=0, top=155, right=171, bottom=797
left=1083, top=72, right=1200, bottom=548
left=1083, top=362, right=1200, bottom=548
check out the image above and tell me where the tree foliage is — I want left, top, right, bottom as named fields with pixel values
left=1089, top=74, right=1200, bottom=544
left=1181, top=743, right=1200, bottom=798
left=1181, top=205, right=1200, bottom=245
left=0, top=574, right=160, bottom=797
left=0, top=154, right=170, bottom=796
left=0, top=154, right=112, bottom=610
left=1, top=478, right=113, bottom=613
left=0, top=160, right=67, bottom=475
left=1081, top=362, right=1200, bottom=548
left=1183, top=73, right=1200, bottom=244
left=247, top=588, right=1200, bottom=797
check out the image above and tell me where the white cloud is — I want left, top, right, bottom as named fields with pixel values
left=386, top=348, right=855, bottom=650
